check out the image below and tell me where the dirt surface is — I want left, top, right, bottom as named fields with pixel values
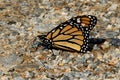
left=0, top=0, right=120, bottom=80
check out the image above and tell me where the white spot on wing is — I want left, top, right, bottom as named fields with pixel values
left=77, top=18, right=81, bottom=23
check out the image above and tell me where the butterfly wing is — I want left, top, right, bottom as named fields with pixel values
left=38, top=15, right=97, bottom=53
left=68, top=15, right=97, bottom=32
left=45, top=23, right=89, bottom=53
left=46, top=15, right=97, bottom=40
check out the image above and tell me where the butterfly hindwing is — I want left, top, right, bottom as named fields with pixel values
left=45, top=23, right=89, bottom=53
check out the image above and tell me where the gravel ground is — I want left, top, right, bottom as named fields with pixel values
left=0, top=0, right=120, bottom=80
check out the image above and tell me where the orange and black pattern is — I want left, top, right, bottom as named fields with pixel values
left=37, top=15, right=97, bottom=53
left=68, top=15, right=97, bottom=32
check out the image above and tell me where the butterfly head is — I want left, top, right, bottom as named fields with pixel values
left=37, top=35, right=52, bottom=49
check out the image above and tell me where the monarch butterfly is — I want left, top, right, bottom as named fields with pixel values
left=37, top=15, right=98, bottom=53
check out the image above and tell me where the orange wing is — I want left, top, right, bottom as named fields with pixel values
left=69, top=15, right=97, bottom=32
left=46, top=24, right=89, bottom=53
left=37, top=15, right=97, bottom=53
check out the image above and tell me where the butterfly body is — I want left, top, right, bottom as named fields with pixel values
left=37, top=35, right=53, bottom=49
left=37, top=15, right=97, bottom=53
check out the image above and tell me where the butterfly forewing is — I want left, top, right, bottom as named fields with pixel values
left=81, top=17, right=91, bottom=27
left=70, top=15, right=97, bottom=31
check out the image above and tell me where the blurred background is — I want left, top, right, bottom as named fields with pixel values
left=0, top=0, right=120, bottom=80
